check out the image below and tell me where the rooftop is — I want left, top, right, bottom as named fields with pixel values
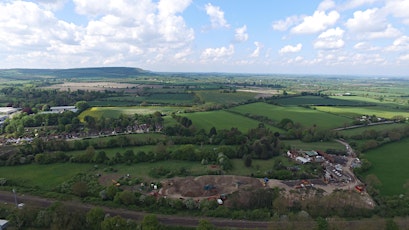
left=304, top=150, right=318, bottom=157
left=0, top=107, right=19, bottom=114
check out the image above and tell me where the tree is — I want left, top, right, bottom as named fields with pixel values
left=101, top=216, right=128, bottom=230
left=196, top=219, right=216, bottom=230
left=72, top=181, right=88, bottom=197
left=86, top=207, right=105, bottom=230
left=141, top=214, right=161, bottom=230
left=385, top=219, right=399, bottom=230
left=123, top=150, right=135, bottom=164
left=116, top=190, right=136, bottom=205
left=106, top=185, right=119, bottom=200
left=315, top=217, right=329, bottom=230
left=75, top=101, right=90, bottom=113
left=95, top=151, right=109, bottom=164
left=243, top=154, right=252, bottom=167
left=208, top=127, right=217, bottom=137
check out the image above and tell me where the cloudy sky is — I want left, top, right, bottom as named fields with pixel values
left=1, top=0, right=409, bottom=76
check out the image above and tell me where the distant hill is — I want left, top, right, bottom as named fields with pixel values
left=0, top=67, right=151, bottom=80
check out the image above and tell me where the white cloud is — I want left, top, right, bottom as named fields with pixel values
left=345, top=8, right=401, bottom=39
left=272, top=16, right=300, bottom=31
left=205, top=3, right=229, bottom=29
left=279, top=43, right=302, bottom=54
left=385, top=36, right=409, bottom=51
left=346, top=8, right=384, bottom=32
left=314, top=27, right=345, bottom=49
left=0, top=1, right=80, bottom=48
left=0, top=0, right=195, bottom=68
left=318, top=0, right=336, bottom=11
left=398, top=54, right=409, bottom=61
left=384, top=0, right=409, bottom=24
left=291, top=10, right=340, bottom=34
left=73, top=0, right=112, bottom=16
left=201, top=44, right=234, bottom=60
left=353, top=42, right=379, bottom=51
left=36, top=0, right=68, bottom=10
left=234, top=25, right=248, bottom=42
left=342, top=0, right=377, bottom=10
left=158, top=0, right=191, bottom=16
left=250, top=42, right=263, bottom=58
left=365, top=25, right=401, bottom=39
left=174, top=48, right=193, bottom=61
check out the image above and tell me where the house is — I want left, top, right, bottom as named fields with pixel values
left=0, top=219, right=8, bottom=230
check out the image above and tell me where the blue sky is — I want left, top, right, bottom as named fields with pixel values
left=0, top=0, right=409, bottom=76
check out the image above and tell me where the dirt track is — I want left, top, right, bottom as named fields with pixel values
left=0, top=191, right=271, bottom=229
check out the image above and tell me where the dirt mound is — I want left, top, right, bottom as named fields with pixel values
left=161, top=175, right=263, bottom=198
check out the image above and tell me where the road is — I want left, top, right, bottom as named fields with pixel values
left=0, top=191, right=271, bottom=229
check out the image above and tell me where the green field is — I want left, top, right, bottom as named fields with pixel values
left=283, top=140, right=345, bottom=151
left=363, top=138, right=409, bottom=196
left=315, top=106, right=409, bottom=119
left=93, top=93, right=195, bottom=106
left=67, top=145, right=157, bottom=158
left=338, top=123, right=409, bottom=137
left=144, top=93, right=195, bottom=104
left=271, top=95, right=369, bottom=106
left=0, top=163, right=93, bottom=190
left=100, top=161, right=210, bottom=180
left=195, top=90, right=257, bottom=105
left=229, top=102, right=353, bottom=130
left=79, top=106, right=186, bottom=120
left=182, top=110, right=282, bottom=133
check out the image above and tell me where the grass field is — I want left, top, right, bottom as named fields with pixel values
left=182, top=110, right=282, bottom=133
left=315, top=106, right=409, bottom=119
left=78, top=106, right=186, bottom=120
left=363, top=138, right=409, bottom=196
left=271, top=95, right=369, bottom=106
left=283, top=140, right=345, bottom=151
left=105, top=161, right=209, bottom=179
left=195, top=90, right=257, bottom=105
left=67, top=145, right=157, bottom=158
left=93, top=93, right=195, bottom=106
left=0, top=163, right=93, bottom=191
left=338, top=123, right=409, bottom=137
left=229, top=102, right=353, bottom=130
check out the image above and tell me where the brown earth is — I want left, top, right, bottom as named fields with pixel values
left=160, top=175, right=264, bottom=199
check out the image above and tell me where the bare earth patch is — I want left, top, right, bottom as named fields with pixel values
left=42, top=82, right=141, bottom=92
left=160, top=175, right=264, bottom=199
left=157, top=175, right=375, bottom=209
left=237, top=87, right=281, bottom=98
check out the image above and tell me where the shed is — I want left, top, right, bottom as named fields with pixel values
left=296, top=157, right=310, bottom=164
left=304, top=150, right=318, bottom=157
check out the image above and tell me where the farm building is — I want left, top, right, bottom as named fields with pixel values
left=303, top=150, right=318, bottom=158
left=0, top=107, right=19, bottom=115
left=49, top=106, right=78, bottom=113
left=296, top=156, right=310, bottom=164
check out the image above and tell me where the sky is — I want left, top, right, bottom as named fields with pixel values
left=0, top=0, right=409, bottom=76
